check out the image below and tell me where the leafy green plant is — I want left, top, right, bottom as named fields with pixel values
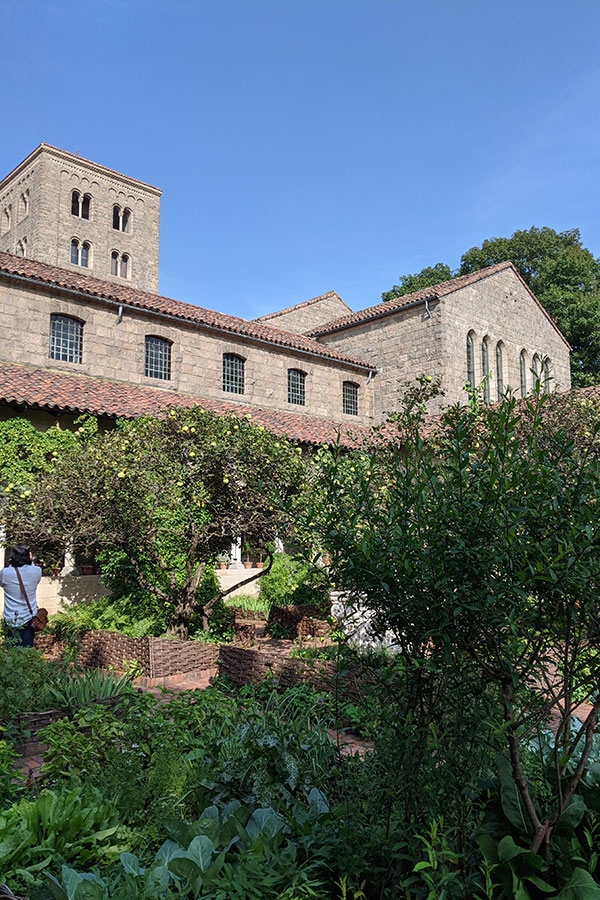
left=43, top=668, right=133, bottom=710
left=0, top=646, right=53, bottom=726
left=0, top=785, right=128, bottom=891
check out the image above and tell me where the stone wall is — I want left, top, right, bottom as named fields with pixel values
left=439, top=267, right=571, bottom=403
left=0, top=278, right=374, bottom=425
left=255, top=293, right=350, bottom=334
left=0, top=146, right=161, bottom=293
left=317, top=301, right=444, bottom=418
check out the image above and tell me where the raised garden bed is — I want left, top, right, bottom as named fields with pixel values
left=35, top=630, right=220, bottom=678
left=267, top=604, right=331, bottom=639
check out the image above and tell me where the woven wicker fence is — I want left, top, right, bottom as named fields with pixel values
left=267, top=605, right=330, bottom=639
left=219, top=645, right=368, bottom=701
left=35, top=630, right=219, bottom=678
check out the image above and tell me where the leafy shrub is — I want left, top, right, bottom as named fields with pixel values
left=0, top=646, right=52, bottom=726
left=259, top=553, right=309, bottom=606
left=43, top=668, right=134, bottom=710
left=0, top=785, right=128, bottom=891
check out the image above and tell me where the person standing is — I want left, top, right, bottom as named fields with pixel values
left=0, top=545, right=42, bottom=647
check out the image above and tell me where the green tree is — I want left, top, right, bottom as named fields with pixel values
left=299, top=380, right=600, bottom=868
left=11, top=407, right=304, bottom=638
left=382, top=226, right=600, bottom=386
left=381, top=262, right=454, bottom=303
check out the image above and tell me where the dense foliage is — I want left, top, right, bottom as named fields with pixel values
left=381, top=226, right=600, bottom=385
left=6, top=407, right=304, bottom=637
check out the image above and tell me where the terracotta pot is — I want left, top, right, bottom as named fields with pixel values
left=219, top=563, right=228, bottom=570
left=48, top=567, right=62, bottom=577
left=80, top=565, right=94, bottom=575
left=243, top=561, right=252, bottom=569
left=255, top=561, right=264, bottom=568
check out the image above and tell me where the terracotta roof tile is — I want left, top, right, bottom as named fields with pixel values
left=0, top=252, right=373, bottom=371
left=307, top=261, right=570, bottom=348
left=0, top=362, right=369, bottom=447
left=254, top=291, right=351, bottom=323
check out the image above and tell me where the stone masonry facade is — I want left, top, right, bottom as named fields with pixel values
left=0, top=144, right=161, bottom=293
left=0, top=145, right=572, bottom=433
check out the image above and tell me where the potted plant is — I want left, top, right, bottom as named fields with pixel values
left=242, top=543, right=253, bottom=569
left=254, top=546, right=264, bottom=569
left=216, top=551, right=230, bottom=570
left=80, top=563, right=95, bottom=576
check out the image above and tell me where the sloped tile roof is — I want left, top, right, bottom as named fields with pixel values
left=0, top=252, right=373, bottom=371
left=0, top=362, right=369, bottom=447
left=253, top=291, right=351, bottom=323
left=307, top=261, right=570, bottom=347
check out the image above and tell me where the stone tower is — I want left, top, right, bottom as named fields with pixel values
left=0, top=144, right=161, bottom=293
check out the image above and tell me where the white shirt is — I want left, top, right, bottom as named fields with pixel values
left=0, top=564, right=42, bottom=627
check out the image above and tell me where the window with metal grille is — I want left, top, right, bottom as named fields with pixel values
left=145, top=336, right=171, bottom=380
left=49, top=315, right=83, bottom=364
left=288, top=369, right=306, bottom=406
left=342, top=381, right=358, bottom=416
left=223, top=354, right=244, bottom=394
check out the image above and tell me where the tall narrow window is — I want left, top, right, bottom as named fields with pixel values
left=2, top=205, right=12, bottom=233
left=80, top=241, right=90, bottom=268
left=19, top=190, right=29, bottom=220
left=81, top=194, right=91, bottom=219
left=71, top=191, right=80, bottom=216
left=145, top=336, right=171, bottom=380
left=113, top=205, right=121, bottom=230
left=496, top=342, right=504, bottom=400
left=466, top=331, right=476, bottom=389
left=342, top=381, right=358, bottom=416
left=532, top=353, right=541, bottom=386
left=49, top=314, right=83, bottom=364
left=481, top=336, right=490, bottom=403
left=543, top=357, right=551, bottom=393
left=223, top=353, right=245, bottom=394
left=288, top=369, right=306, bottom=406
left=120, top=254, right=129, bottom=279
left=122, top=208, right=131, bottom=232
left=71, top=239, right=79, bottom=265
left=16, top=238, right=27, bottom=257
left=110, top=251, right=119, bottom=275
left=520, top=350, right=527, bottom=398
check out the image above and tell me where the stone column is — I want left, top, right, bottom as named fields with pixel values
left=228, top=537, right=243, bottom=570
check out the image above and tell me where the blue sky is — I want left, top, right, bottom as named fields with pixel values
left=3, top=0, right=600, bottom=319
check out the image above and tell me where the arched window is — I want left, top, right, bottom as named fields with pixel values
left=71, top=190, right=91, bottom=219
left=110, top=250, right=119, bottom=275
left=110, top=250, right=129, bottom=278
left=16, top=238, right=27, bottom=258
left=49, top=314, right=83, bottom=364
left=342, top=381, right=359, bottom=416
left=120, top=254, right=129, bottom=279
left=496, top=342, right=504, bottom=400
left=122, top=208, right=131, bottom=232
left=71, top=238, right=80, bottom=265
left=520, top=350, right=528, bottom=398
left=112, top=205, right=131, bottom=232
left=145, top=335, right=171, bottom=380
left=80, top=241, right=90, bottom=268
left=223, top=353, right=245, bottom=394
left=19, top=190, right=29, bottom=220
left=543, top=357, right=551, bottom=393
left=288, top=369, right=306, bottom=406
left=532, top=353, right=541, bottom=386
left=481, top=336, right=490, bottom=403
left=466, top=331, right=476, bottom=389
left=112, top=205, right=121, bottom=230
left=2, top=205, right=12, bottom=234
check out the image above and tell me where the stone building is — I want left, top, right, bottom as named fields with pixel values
left=0, top=143, right=571, bottom=440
